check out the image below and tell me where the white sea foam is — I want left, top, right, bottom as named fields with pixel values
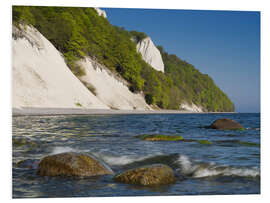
left=50, top=146, right=78, bottom=155
left=97, top=154, right=139, bottom=165
left=93, top=152, right=164, bottom=166
left=192, top=165, right=260, bottom=178
left=175, top=155, right=195, bottom=174
left=175, top=154, right=260, bottom=178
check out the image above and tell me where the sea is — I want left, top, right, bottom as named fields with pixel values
left=12, top=113, right=260, bottom=198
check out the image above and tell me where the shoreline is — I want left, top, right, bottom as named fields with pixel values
left=12, top=107, right=236, bottom=116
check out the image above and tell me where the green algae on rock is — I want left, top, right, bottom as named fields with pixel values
left=114, top=164, right=175, bottom=186
left=135, top=134, right=183, bottom=141
left=12, top=138, right=38, bottom=147
left=197, top=140, right=212, bottom=145
left=37, top=152, right=113, bottom=177
left=239, top=141, right=260, bottom=147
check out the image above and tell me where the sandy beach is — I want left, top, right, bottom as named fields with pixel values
left=12, top=107, right=234, bottom=116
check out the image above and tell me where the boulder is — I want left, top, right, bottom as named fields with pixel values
left=37, top=152, right=113, bottom=177
left=210, top=118, right=243, bottom=130
left=114, top=164, right=175, bottom=186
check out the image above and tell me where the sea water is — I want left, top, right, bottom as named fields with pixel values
left=12, top=113, right=260, bottom=198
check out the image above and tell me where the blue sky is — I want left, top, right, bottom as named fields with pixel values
left=103, top=8, right=260, bottom=113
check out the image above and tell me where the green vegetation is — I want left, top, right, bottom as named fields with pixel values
left=130, top=30, right=148, bottom=42
left=135, top=134, right=184, bottom=141
left=197, top=140, right=212, bottom=145
left=233, top=128, right=245, bottom=131
left=12, top=138, right=37, bottom=147
left=12, top=6, right=235, bottom=112
left=157, top=46, right=235, bottom=112
left=75, top=102, right=82, bottom=107
left=82, top=81, right=97, bottom=96
left=239, top=141, right=260, bottom=147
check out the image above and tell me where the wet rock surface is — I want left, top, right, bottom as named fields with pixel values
left=210, top=118, right=243, bottom=130
left=37, top=152, right=113, bottom=177
left=114, top=164, right=175, bottom=186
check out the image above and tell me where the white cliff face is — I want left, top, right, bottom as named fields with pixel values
left=12, top=25, right=109, bottom=109
left=136, top=37, right=164, bottom=72
left=94, top=8, right=107, bottom=18
left=180, top=102, right=203, bottom=112
left=78, top=57, right=151, bottom=110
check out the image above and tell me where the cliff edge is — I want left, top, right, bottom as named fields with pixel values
left=137, top=37, right=165, bottom=72
left=12, top=25, right=109, bottom=109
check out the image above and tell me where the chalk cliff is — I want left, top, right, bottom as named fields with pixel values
left=78, top=57, right=151, bottom=110
left=12, top=25, right=109, bottom=109
left=94, top=8, right=107, bottom=18
left=180, top=102, right=203, bottom=113
left=136, top=37, right=164, bottom=72
left=12, top=6, right=234, bottom=112
left=12, top=24, right=150, bottom=110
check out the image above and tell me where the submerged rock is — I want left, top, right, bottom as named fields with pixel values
left=238, top=141, right=260, bottom=147
left=197, top=140, right=212, bottom=145
left=37, top=152, right=113, bottom=177
left=16, top=159, right=40, bottom=169
left=122, top=154, right=180, bottom=170
left=12, top=138, right=37, bottom=147
left=181, top=139, right=196, bottom=142
left=216, top=140, right=260, bottom=147
left=135, top=134, right=183, bottom=141
left=114, top=164, right=175, bottom=186
left=210, top=119, right=243, bottom=130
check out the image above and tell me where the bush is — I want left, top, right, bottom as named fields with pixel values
left=130, top=30, right=147, bottom=42
left=145, top=94, right=154, bottom=105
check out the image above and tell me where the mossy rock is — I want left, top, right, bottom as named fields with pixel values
left=37, top=152, right=113, bottom=177
left=136, top=134, right=183, bottom=141
left=239, top=141, right=260, bottom=147
left=197, top=140, right=212, bottom=145
left=210, top=119, right=244, bottom=130
left=12, top=138, right=38, bottom=147
left=114, top=164, right=175, bottom=186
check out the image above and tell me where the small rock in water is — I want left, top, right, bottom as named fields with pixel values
left=37, top=152, right=113, bottom=177
left=16, top=159, right=40, bottom=169
left=114, top=164, right=175, bottom=186
left=13, top=138, right=37, bottom=147
left=210, top=118, right=244, bottom=130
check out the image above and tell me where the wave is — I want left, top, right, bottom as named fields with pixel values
left=191, top=164, right=259, bottom=178
left=48, top=147, right=260, bottom=178
left=246, top=127, right=260, bottom=131
left=176, top=155, right=260, bottom=178
left=49, top=146, right=91, bottom=155
left=50, top=146, right=79, bottom=155
left=100, top=153, right=260, bottom=178
left=92, top=152, right=165, bottom=167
